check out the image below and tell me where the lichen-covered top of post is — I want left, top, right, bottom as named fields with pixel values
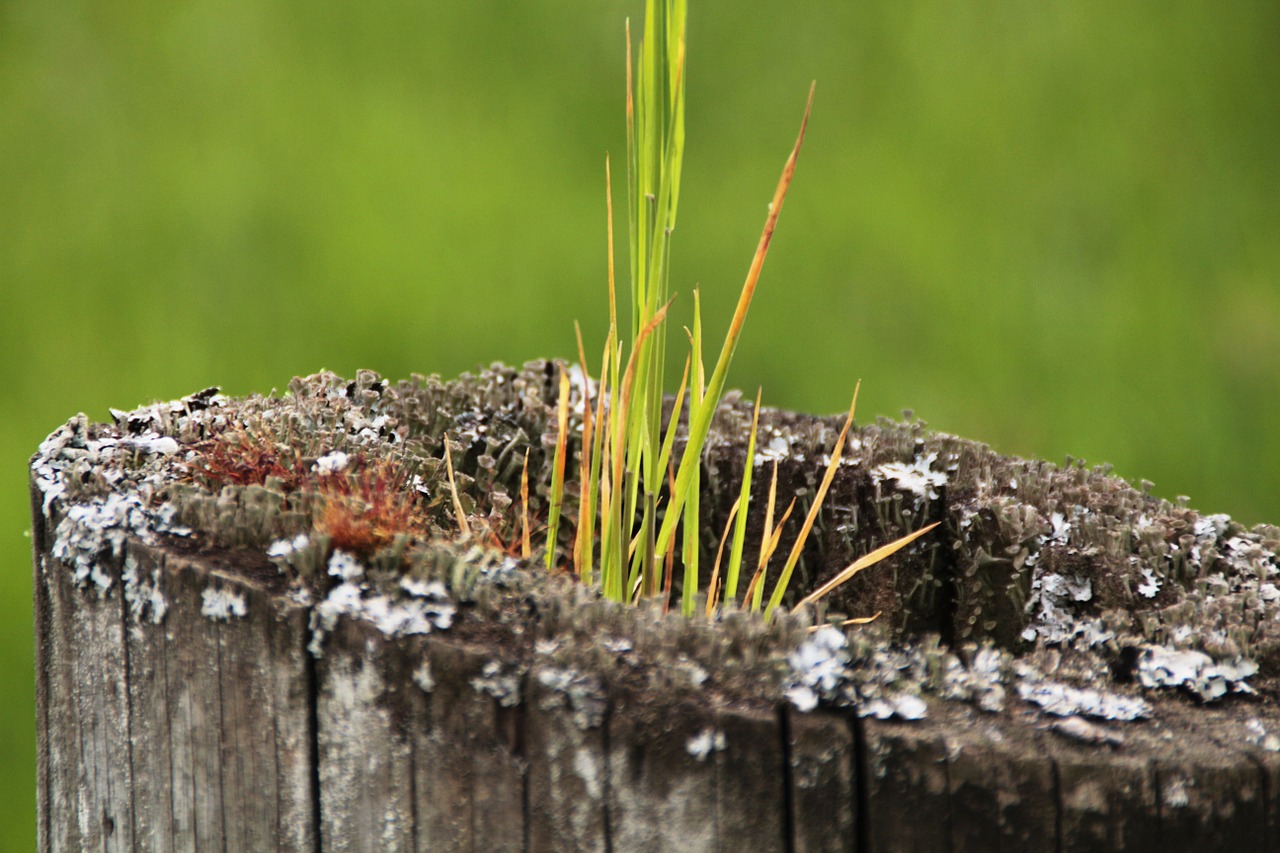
left=31, top=361, right=1280, bottom=726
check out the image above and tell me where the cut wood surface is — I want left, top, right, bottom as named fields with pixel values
left=30, top=364, right=1280, bottom=851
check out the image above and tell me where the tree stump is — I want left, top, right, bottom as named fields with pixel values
left=31, top=363, right=1280, bottom=851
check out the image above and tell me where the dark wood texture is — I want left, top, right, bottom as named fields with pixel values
left=33, top=495, right=1280, bottom=851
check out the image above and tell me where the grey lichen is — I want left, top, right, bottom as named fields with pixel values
left=533, top=665, right=607, bottom=730
left=1135, top=645, right=1258, bottom=702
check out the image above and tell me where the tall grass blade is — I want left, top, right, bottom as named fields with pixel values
left=520, top=449, right=531, bottom=559
left=655, top=83, right=815, bottom=563
left=747, top=495, right=796, bottom=611
left=604, top=299, right=672, bottom=599
left=573, top=323, right=597, bottom=582
left=656, top=353, right=691, bottom=479
left=680, top=288, right=706, bottom=614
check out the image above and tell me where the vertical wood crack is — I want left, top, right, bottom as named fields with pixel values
left=303, top=630, right=323, bottom=853
left=851, top=715, right=869, bottom=853
left=778, top=706, right=797, bottom=853
left=1049, top=754, right=1063, bottom=853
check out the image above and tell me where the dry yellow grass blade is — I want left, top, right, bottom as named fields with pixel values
left=758, top=460, right=779, bottom=564
left=764, top=382, right=859, bottom=619
left=704, top=496, right=741, bottom=617
left=545, top=368, right=572, bottom=569
left=744, top=493, right=797, bottom=609
left=520, top=449, right=531, bottom=559
left=656, top=353, right=691, bottom=482
left=443, top=432, right=471, bottom=540
left=573, top=322, right=596, bottom=580
left=798, top=522, right=940, bottom=608
left=808, top=612, right=883, bottom=632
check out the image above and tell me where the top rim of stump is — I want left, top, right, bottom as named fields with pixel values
left=29, top=359, right=1280, bottom=730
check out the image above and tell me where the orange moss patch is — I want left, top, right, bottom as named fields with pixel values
left=316, top=458, right=425, bottom=556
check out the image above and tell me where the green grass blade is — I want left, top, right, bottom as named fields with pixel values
left=725, top=387, right=761, bottom=602
left=680, top=288, right=706, bottom=615
left=605, top=298, right=671, bottom=598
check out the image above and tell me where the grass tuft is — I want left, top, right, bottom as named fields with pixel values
left=538, top=0, right=931, bottom=627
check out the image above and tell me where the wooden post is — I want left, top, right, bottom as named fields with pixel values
left=35, top=517, right=1280, bottom=852
left=34, top=508, right=315, bottom=851
left=30, top=365, right=1280, bottom=850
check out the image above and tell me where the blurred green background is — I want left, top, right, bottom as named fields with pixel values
left=3, top=1, right=1277, bottom=843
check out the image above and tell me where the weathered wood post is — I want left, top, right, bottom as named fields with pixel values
left=32, top=363, right=1280, bottom=851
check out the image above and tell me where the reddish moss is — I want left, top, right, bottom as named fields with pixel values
left=192, top=426, right=308, bottom=490
left=316, top=457, right=425, bottom=556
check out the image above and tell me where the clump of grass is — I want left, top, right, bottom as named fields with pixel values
left=542, top=0, right=936, bottom=621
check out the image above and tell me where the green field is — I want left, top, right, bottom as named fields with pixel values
left=2, top=2, right=1277, bottom=844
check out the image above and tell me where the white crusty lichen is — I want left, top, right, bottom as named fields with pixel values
left=1136, top=645, right=1257, bottom=702
left=122, top=552, right=168, bottom=625
left=313, top=450, right=350, bottom=475
left=1245, top=718, right=1280, bottom=753
left=48, top=492, right=190, bottom=594
left=783, top=626, right=930, bottom=721
left=872, top=451, right=948, bottom=500
left=535, top=666, right=607, bottom=730
left=471, top=661, right=523, bottom=707
left=413, top=660, right=436, bottom=693
left=36, top=408, right=194, bottom=593
left=307, top=557, right=456, bottom=657
left=268, top=534, right=311, bottom=558
left=327, top=549, right=364, bottom=582
left=201, top=586, right=248, bottom=621
left=1016, top=679, right=1151, bottom=722
left=686, top=727, right=726, bottom=762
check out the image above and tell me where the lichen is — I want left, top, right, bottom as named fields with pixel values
left=471, top=661, right=524, bottom=707
left=534, top=666, right=607, bottom=730
left=685, top=727, right=726, bottom=761
left=201, top=587, right=248, bottom=621
left=122, top=552, right=168, bottom=625
left=306, top=551, right=456, bottom=658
